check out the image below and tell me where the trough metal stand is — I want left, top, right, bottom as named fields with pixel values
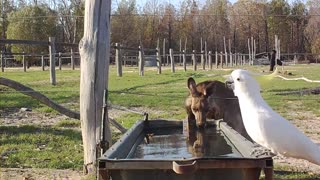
left=264, top=167, right=274, bottom=180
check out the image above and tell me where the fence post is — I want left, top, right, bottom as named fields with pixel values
left=170, top=48, right=175, bottom=73
left=115, top=43, right=122, bottom=77
left=208, top=51, right=212, bottom=70
left=215, top=51, right=218, bottom=68
left=138, top=45, right=144, bottom=76
left=23, top=52, right=26, bottom=72
left=49, top=37, right=56, bottom=85
left=182, top=50, right=186, bottom=72
left=156, top=40, right=161, bottom=74
left=220, top=52, right=223, bottom=68
left=163, top=38, right=166, bottom=66
left=1, top=51, right=4, bottom=72
left=71, top=48, right=75, bottom=70
left=201, top=50, right=205, bottom=70
left=229, top=39, right=232, bottom=67
left=205, top=41, right=208, bottom=68
left=179, top=38, right=182, bottom=64
left=223, top=36, right=228, bottom=67
left=248, top=38, right=251, bottom=65
left=41, top=53, right=45, bottom=71
left=59, top=52, right=62, bottom=70
left=192, top=50, right=197, bottom=71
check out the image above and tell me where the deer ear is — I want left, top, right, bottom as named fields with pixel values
left=187, top=77, right=198, bottom=96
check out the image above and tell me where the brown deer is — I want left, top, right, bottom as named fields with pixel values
left=185, top=77, right=251, bottom=140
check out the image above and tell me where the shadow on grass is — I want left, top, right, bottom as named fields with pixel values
left=274, top=170, right=320, bottom=180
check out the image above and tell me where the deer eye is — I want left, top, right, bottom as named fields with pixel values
left=236, top=78, right=240, bottom=81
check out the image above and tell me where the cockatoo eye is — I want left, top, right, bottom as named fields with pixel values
left=236, top=78, right=240, bottom=81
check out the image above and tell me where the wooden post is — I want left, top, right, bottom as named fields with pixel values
left=220, top=52, right=223, bottom=68
left=170, top=48, right=175, bottom=73
left=157, top=39, right=161, bottom=74
left=49, top=37, right=56, bottom=85
left=215, top=51, right=218, bottom=68
left=192, top=50, right=196, bottom=71
left=251, top=37, right=254, bottom=65
left=59, top=52, right=62, bottom=70
left=201, top=50, right=205, bottom=70
left=201, top=37, right=203, bottom=52
left=79, top=0, right=112, bottom=176
left=253, top=38, right=256, bottom=65
left=248, top=38, right=251, bottom=65
left=23, top=52, right=26, bottom=72
left=138, top=46, right=144, bottom=76
left=41, top=54, right=45, bottom=71
left=1, top=51, right=4, bottom=72
left=163, top=38, right=166, bottom=66
left=182, top=50, right=186, bottom=72
left=71, top=48, right=75, bottom=70
left=115, top=43, right=122, bottom=77
left=223, top=36, right=228, bottom=67
left=208, top=51, right=212, bottom=70
left=179, top=38, right=182, bottom=64
left=229, top=39, right=232, bottom=66
left=205, top=41, right=208, bottom=68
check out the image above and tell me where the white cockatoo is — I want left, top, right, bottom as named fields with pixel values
left=226, top=69, right=320, bottom=165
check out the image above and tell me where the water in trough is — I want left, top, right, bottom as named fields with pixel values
left=130, top=125, right=242, bottom=159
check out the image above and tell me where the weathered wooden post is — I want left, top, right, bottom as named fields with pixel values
left=248, top=38, right=251, bottom=65
left=163, top=38, right=166, bottom=66
left=49, top=37, right=56, bottom=85
left=215, top=51, right=218, bottom=68
left=220, top=52, right=223, bottom=68
left=23, top=52, right=26, bottom=72
left=156, top=39, right=160, bottom=72
left=182, top=50, right=186, bottom=72
left=71, top=48, right=75, bottom=70
left=192, top=50, right=197, bottom=71
left=79, top=0, right=112, bottom=176
left=201, top=50, right=205, bottom=70
left=208, top=51, right=212, bottom=70
left=138, top=46, right=144, bottom=76
left=229, top=39, right=233, bottom=66
left=115, top=43, right=122, bottom=77
left=58, top=52, right=62, bottom=70
left=156, top=40, right=161, bottom=74
left=169, top=48, right=175, bottom=73
left=1, top=51, right=4, bottom=72
left=179, top=39, right=182, bottom=64
left=223, top=36, right=228, bottom=67
left=205, top=41, right=208, bottom=67
left=41, top=53, right=45, bottom=71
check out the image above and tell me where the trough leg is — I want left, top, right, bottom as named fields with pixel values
left=243, top=168, right=261, bottom=180
left=264, top=168, right=273, bottom=180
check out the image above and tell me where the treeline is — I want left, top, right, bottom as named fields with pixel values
left=1, top=0, right=319, bottom=60
left=112, top=0, right=320, bottom=56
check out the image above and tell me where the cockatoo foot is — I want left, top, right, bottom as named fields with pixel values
left=251, top=147, right=276, bottom=158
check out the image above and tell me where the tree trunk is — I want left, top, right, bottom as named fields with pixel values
left=79, top=0, right=112, bottom=175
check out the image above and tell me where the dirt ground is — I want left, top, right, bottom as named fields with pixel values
left=1, top=107, right=320, bottom=179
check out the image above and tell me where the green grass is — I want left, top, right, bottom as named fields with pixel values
left=0, top=125, right=83, bottom=169
left=1, top=65, right=320, bottom=178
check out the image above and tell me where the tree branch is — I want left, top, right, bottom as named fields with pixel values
left=0, top=77, right=126, bottom=133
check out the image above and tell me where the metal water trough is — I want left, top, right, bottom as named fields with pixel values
left=98, top=119, right=273, bottom=180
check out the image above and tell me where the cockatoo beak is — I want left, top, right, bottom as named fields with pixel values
left=225, top=76, right=234, bottom=90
